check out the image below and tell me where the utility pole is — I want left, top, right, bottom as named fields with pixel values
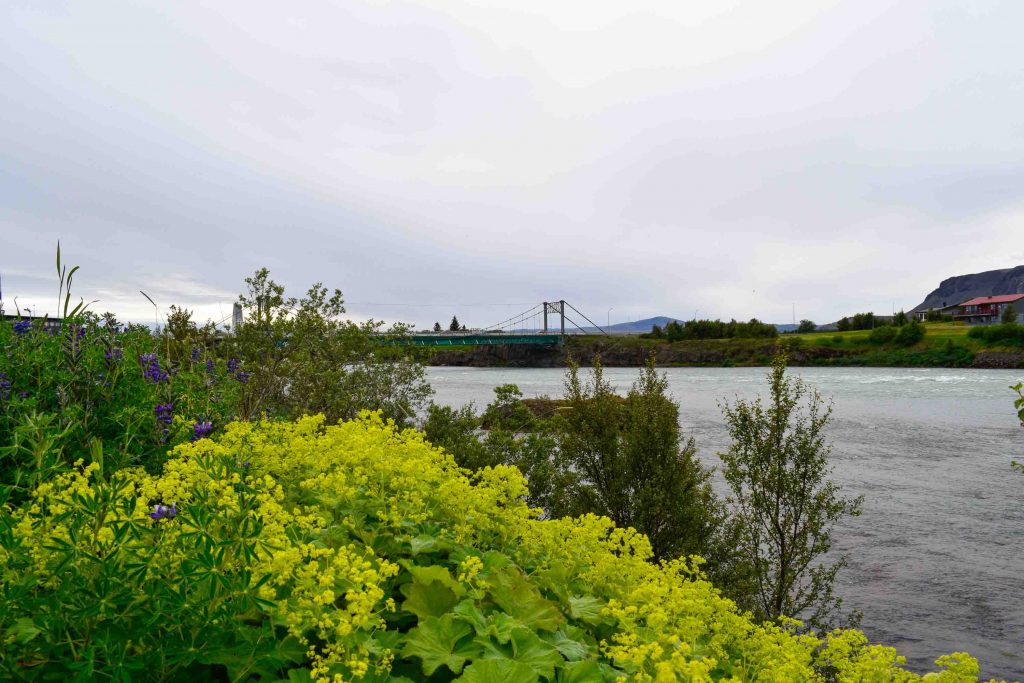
left=542, top=301, right=548, bottom=333
left=607, top=307, right=613, bottom=328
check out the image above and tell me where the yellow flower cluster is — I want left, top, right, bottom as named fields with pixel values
left=2, top=413, right=1005, bottom=682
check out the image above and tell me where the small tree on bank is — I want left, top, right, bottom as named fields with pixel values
left=559, top=356, right=727, bottom=564
left=433, top=321, right=442, bottom=332
left=797, top=319, right=816, bottom=334
left=449, top=316, right=461, bottom=331
left=719, top=349, right=863, bottom=631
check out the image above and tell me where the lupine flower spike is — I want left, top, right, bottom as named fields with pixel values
left=149, top=502, right=177, bottom=520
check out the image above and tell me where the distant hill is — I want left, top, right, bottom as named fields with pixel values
left=911, top=265, right=1024, bottom=312
left=575, top=316, right=684, bottom=334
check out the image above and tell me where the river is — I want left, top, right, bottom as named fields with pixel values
left=425, top=366, right=1024, bottom=680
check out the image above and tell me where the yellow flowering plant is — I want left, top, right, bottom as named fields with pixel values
left=0, top=414, right=1006, bottom=682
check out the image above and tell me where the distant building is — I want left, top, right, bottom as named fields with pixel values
left=2, top=314, right=64, bottom=334
left=952, top=294, right=1024, bottom=325
left=912, top=303, right=962, bottom=322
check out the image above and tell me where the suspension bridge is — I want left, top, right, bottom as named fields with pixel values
left=386, top=300, right=607, bottom=347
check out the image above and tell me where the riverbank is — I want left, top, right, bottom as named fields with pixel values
left=425, top=325, right=1024, bottom=369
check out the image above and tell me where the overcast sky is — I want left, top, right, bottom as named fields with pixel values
left=3, top=1, right=1024, bottom=328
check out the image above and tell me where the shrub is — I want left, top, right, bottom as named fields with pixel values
left=895, top=320, right=926, bottom=347
left=868, top=325, right=897, bottom=344
left=0, top=414, right=994, bottom=681
left=967, top=323, right=1024, bottom=346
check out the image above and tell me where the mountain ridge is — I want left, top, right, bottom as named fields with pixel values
left=910, top=265, right=1024, bottom=312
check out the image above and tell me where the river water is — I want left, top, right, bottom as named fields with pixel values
left=425, top=366, right=1024, bottom=679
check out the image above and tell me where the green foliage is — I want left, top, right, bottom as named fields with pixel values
left=450, top=316, right=461, bottom=332
left=893, top=310, right=908, bottom=326
left=836, top=317, right=851, bottom=332
left=894, top=320, right=925, bottom=346
left=229, top=269, right=431, bottom=426
left=797, top=320, right=816, bottom=333
left=1001, top=303, right=1017, bottom=324
left=868, top=321, right=924, bottom=347
left=868, top=325, right=897, bottom=344
left=557, top=357, right=729, bottom=567
left=434, top=321, right=443, bottom=332
left=658, top=318, right=777, bottom=342
left=0, top=316, right=243, bottom=498
left=0, top=415, right=993, bottom=681
left=967, top=322, right=1024, bottom=346
left=719, top=349, right=863, bottom=631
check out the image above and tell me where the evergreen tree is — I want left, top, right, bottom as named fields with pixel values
left=1002, top=303, right=1017, bottom=324
left=449, top=315, right=460, bottom=331
left=433, top=321, right=442, bottom=332
left=719, top=348, right=863, bottom=631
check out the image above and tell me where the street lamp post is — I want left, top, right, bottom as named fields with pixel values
left=607, top=308, right=613, bottom=329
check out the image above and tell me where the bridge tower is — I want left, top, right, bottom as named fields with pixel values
left=542, top=300, right=565, bottom=336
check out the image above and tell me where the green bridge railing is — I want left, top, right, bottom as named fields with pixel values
left=381, top=333, right=565, bottom=347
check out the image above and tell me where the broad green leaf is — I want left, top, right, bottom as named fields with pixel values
left=401, top=565, right=464, bottom=620
left=556, top=661, right=604, bottom=683
left=476, top=627, right=563, bottom=680
left=7, top=617, right=41, bottom=644
left=568, top=595, right=604, bottom=625
left=487, top=568, right=564, bottom=632
left=409, top=535, right=437, bottom=554
left=542, top=626, right=594, bottom=662
left=457, top=659, right=538, bottom=683
left=401, top=614, right=481, bottom=675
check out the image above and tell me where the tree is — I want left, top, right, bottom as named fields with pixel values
left=449, top=316, right=461, bottom=331
left=893, top=310, right=908, bottom=326
left=231, top=269, right=431, bottom=426
left=433, top=321, right=442, bottom=332
left=797, top=320, right=816, bottom=334
left=558, top=356, right=727, bottom=564
left=1002, top=303, right=1018, bottom=324
left=719, top=349, right=863, bottom=631
left=836, top=317, right=851, bottom=332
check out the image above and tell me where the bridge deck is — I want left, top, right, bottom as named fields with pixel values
left=384, top=333, right=565, bottom=347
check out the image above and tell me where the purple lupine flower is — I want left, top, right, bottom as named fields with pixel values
left=104, top=348, right=124, bottom=363
left=139, top=353, right=169, bottom=384
left=206, top=358, right=215, bottom=374
left=155, top=403, right=174, bottom=426
left=0, top=374, right=10, bottom=401
left=234, top=371, right=250, bottom=384
left=13, top=320, right=31, bottom=335
left=190, top=347, right=201, bottom=362
left=227, top=358, right=240, bottom=374
left=149, top=502, right=177, bottom=520
left=192, top=421, right=213, bottom=441
left=75, top=325, right=86, bottom=339
left=18, top=391, right=29, bottom=400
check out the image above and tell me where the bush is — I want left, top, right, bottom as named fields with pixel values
left=868, top=325, right=897, bottom=344
left=0, top=414, right=994, bottom=681
left=895, top=320, right=926, bottom=347
left=967, top=323, right=1024, bottom=346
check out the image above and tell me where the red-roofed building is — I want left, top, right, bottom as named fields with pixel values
left=953, top=294, right=1024, bottom=324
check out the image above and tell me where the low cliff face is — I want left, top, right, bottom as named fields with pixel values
left=912, top=265, right=1024, bottom=311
